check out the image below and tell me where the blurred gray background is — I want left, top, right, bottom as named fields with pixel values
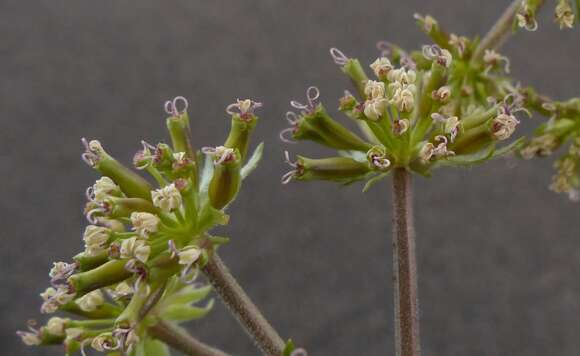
left=2, top=0, right=580, bottom=355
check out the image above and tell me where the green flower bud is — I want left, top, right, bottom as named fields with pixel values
left=81, top=139, right=152, bottom=201
left=281, top=91, right=372, bottom=152
left=330, top=48, right=369, bottom=98
left=338, top=90, right=358, bottom=112
left=514, top=0, right=541, bottom=31
left=151, top=143, right=175, bottom=173
left=68, top=259, right=132, bottom=296
left=224, top=99, right=262, bottom=161
left=367, top=145, right=392, bottom=171
left=164, top=96, right=195, bottom=159
left=60, top=300, right=121, bottom=319
left=73, top=251, right=109, bottom=271
left=414, top=14, right=451, bottom=49
left=103, top=197, right=158, bottom=219
left=204, top=146, right=242, bottom=210
left=282, top=152, right=371, bottom=184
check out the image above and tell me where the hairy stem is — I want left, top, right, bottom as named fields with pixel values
left=202, top=254, right=285, bottom=356
left=392, top=168, right=420, bottom=356
left=149, top=319, right=229, bottom=356
left=472, top=0, right=545, bottom=61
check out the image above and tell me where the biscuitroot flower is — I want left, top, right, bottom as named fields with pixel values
left=280, top=86, right=372, bottom=151
left=519, top=89, right=580, bottom=201
left=151, top=183, right=183, bottom=212
left=280, top=37, right=525, bottom=189
left=515, top=0, right=540, bottom=31
left=483, top=49, right=511, bottom=73
left=555, top=0, right=575, bottom=29
left=19, top=95, right=267, bottom=354
left=130, top=212, right=160, bottom=238
left=514, top=0, right=577, bottom=31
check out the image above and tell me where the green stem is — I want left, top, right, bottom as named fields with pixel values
left=202, top=254, right=285, bottom=356
left=391, top=168, right=420, bottom=356
left=149, top=319, right=229, bottom=356
left=472, top=0, right=545, bottom=61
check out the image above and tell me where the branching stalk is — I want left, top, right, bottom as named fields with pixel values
left=391, top=168, right=420, bottom=356
left=149, top=319, right=229, bottom=356
left=202, top=254, right=285, bottom=356
left=472, top=0, right=546, bottom=61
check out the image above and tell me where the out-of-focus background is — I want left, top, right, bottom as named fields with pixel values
left=1, top=0, right=579, bottom=355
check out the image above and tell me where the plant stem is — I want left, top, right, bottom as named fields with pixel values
left=149, top=319, right=229, bottom=356
left=202, top=254, right=285, bottom=356
left=391, top=168, right=420, bottom=356
left=472, top=0, right=545, bottom=61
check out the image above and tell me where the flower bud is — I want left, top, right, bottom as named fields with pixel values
left=283, top=154, right=371, bottom=184
left=178, top=246, right=202, bottom=266
left=364, top=98, right=388, bottom=120
left=206, top=147, right=242, bottom=210
left=520, top=134, right=560, bottom=159
left=102, top=197, right=157, bottom=219
left=515, top=1, right=539, bottom=31
left=483, top=49, right=510, bottom=73
left=151, top=183, right=182, bottom=212
left=165, top=96, right=195, bottom=159
left=40, top=286, right=75, bottom=314
left=555, top=0, right=575, bottom=29
left=490, top=113, right=519, bottom=140
left=120, top=237, right=151, bottom=263
left=46, top=317, right=67, bottom=336
left=111, top=281, right=133, bottom=300
left=393, top=119, right=410, bottom=136
left=130, top=212, right=160, bottom=238
left=17, top=330, right=42, bottom=346
left=92, top=177, right=122, bottom=202
left=388, top=68, right=416, bottom=85
left=150, top=143, right=175, bottom=173
left=91, top=332, right=118, bottom=352
left=422, top=45, right=452, bottom=68
left=81, top=139, right=153, bottom=201
left=440, top=115, right=460, bottom=142
left=370, top=57, right=393, bottom=80
left=304, top=105, right=373, bottom=151
left=83, top=225, right=112, bottom=256
left=49, top=262, right=77, bottom=281
left=367, top=146, right=392, bottom=171
left=171, top=152, right=196, bottom=179
left=76, top=289, right=105, bottom=312
left=73, top=251, right=109, bottom=271
left=338, top=91, right=358, bottom=112
left=432, top=86, right=451, bottom=103
left=224, top=100, right=260, bottom=161
left=330, top=48, right=369, bottom=97
left=68, top=259, right=132, bottom=296
left=391, top=88, right=415, bottom=112
left=448, top=34, right=469, bottom=57
left=418, top=142, right=435, bottom=162
left=364, top=80, right=386, bottom=99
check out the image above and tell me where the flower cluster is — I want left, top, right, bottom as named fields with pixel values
left=520, top=89, right=580, bottom=200
left=280, top=21, right=526, bottom=190
left=515, top=0, right=578, bottom=31
left=18, top=96, right=264, bottom=354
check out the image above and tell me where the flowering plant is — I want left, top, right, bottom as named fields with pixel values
left=17, top=1, right=580, bottom=356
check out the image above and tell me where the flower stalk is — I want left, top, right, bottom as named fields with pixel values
left=391, top=168, right=420, bottom=356
left=472, top=0, right=546, bottom=61
left=202, top=254, right=285, bottom=356
left=149, top=319, right=229, bottom=356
